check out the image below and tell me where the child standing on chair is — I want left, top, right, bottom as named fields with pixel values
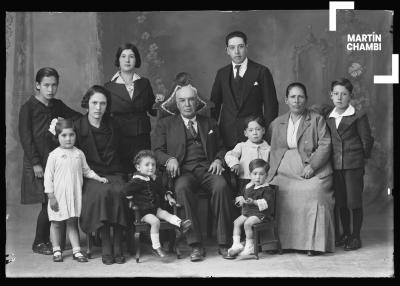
left=327, top=78, right=374, bottom=251
left=225, top=116, right=270, bottom=194
left=44, top=119, right=108, bottom=262
left=224, top=159, right=275, bottom=259
left=122, top=150, right=192, bottom=258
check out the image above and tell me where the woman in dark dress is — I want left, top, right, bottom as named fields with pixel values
left=104, top=43, right=157, bottom=175
left=74, top=85, right=129, bottom=265
left=19, top=67, right=81, bottom=255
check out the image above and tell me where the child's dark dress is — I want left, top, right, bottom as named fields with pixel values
left=19, top=96, right=81, bottom=204
left=241, top=183, right=275, bottom=221
left=122, top=173, right=170, bottom=217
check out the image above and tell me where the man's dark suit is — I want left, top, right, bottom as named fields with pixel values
left=152, top=114, right=233, bottom=246
left=210, top=59, right=279, bottom=149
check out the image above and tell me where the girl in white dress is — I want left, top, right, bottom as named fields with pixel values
left=44, top=119, right=108, bottom=262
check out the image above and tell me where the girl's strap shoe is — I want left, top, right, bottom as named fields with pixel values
left=73, top=251, right=88, bottom=262
left=53, top=250, right=63, bottom=262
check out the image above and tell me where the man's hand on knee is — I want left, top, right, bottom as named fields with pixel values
left=208, top=159, right=225, bottom=175
left=166, top=158, right=180, bottom=178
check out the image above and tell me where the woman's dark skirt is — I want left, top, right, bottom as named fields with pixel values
left=80, top=174, right=129, bottom=233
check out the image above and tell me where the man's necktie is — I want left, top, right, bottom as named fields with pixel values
left=234, top=65, right=241, bottom=80
left=188, top=120, right=197, bottom=138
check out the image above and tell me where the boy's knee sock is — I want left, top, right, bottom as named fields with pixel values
left=150, top=233, right=161, bottom=249
left=352, top=208, right=363, bottom=238
left=245, top=238, right=254, bottom=249
left=340, top=207, right=351, bottom=235
left=232, top=235, right=241, bottom=246
left=168, top=215, right=181, bottom=227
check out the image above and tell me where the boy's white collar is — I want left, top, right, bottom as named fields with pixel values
left=131, top=173, right=156, bottom=181
left=245, top=181, right=269, bottom=190
left=329, top=104, right=355, bottom=118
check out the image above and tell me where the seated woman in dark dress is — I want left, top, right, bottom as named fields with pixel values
left=74, top=85, right=129, bottom=265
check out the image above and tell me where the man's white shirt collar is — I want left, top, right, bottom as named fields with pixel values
left=181, top=115, right=197, bottom=126
left=231, top=57, right=248, bottom=78
left=111, top=72, right=141, bottom=84
left=181, top=115, right=198, bottom=132
left=329, top=104, right=355, bottom=119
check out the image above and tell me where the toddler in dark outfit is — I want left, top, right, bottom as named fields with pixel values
left=122, top=150, right=192, bottom=258
left=224, top=159, right=275, bottom=259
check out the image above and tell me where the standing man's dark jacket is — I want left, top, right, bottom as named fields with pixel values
left=210, top=59, right=278, bottom=148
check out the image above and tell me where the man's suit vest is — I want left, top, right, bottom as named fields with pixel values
left=229, top=69, right=245, bottom=108
left=181, top=126, right=209, bottom=172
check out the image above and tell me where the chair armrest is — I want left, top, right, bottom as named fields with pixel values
left=127, top=198, right=142, bottom=224
left=132, top=205, right=142, bottom=224
left=172, top=203, right=182, bottom=216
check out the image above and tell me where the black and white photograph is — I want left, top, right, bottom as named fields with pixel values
left=5, top=5, right=396, bottom=277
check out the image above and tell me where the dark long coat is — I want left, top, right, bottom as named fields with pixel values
left=18, top=96, right=81, bottom=204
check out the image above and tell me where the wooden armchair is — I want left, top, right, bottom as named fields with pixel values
left=251, top=184, right=282, bottom=259
left=128, top=200, right=181, bottom=263
left=127, top=171, right=182, bottom=263
left=229, top=172, right=282, bottom=259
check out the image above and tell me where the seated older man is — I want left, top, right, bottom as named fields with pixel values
left=151, top=83, right=233, bottom=262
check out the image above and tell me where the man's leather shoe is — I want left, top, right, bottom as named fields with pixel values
left=152, top=247, right=166, bottom=258
left=217, top=246, right=229, bottom=257
left=114, top=255, right=126, bottom=264
left=102, top=254, right=114, bottom=265
left=32, top=243, right=53, bottom=255
left=335, top=234, right=350, bottom=247
left=179, top=219, right=192, bottom=234
left=344, top=237, right=362, bottom=251
left=190, top=246, right=204, bottom=262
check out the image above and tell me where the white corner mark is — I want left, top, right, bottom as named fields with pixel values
left=329, top=1, right=355, bottom=31
left=374, top=54, right=399, bottom=84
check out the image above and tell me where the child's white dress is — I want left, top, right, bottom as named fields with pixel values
left=44, top=146, right=99, bottom=221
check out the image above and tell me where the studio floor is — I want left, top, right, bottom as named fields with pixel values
left=5, top=197, right=394, bottom=278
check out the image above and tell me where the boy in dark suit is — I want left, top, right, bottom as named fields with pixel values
left=152, top=84, right=233, bottom=262
left=327, top=78, right=374, bottom=251
left=210, top=31, right=279, bottom=149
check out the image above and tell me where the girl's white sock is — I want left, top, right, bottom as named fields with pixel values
left=52, top=246, right=61, bottom=252
left=72, top=247, right=81, bottom=254
left=150, top=233, right=161, bottom=249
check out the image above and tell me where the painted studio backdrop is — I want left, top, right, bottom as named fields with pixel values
left=5, top=11, right=393, bottom=214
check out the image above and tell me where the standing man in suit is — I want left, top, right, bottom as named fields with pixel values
left=210, top=31, right=279, bottom=149
left=152, top=84, right=233, bottom=262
